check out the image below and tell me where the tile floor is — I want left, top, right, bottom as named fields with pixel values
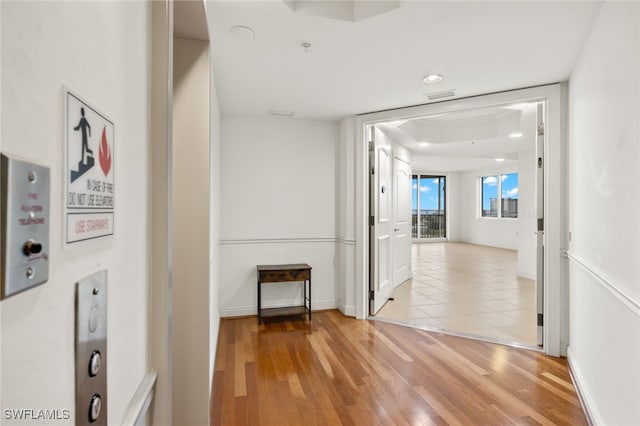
left=375, top=242, right=538, bottom=347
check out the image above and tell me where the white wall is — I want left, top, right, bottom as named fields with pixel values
left=0, top=0, right=3, bottom=408
left=458, top=165, right=519, bottom=250
left=220, top=115, right=338, bottom=316
left=516, top=106, right=538, bottom=279
left=516, top=148, right=537, bottom=279
left=568, top=2, right=640, bottom=425
left=446, top=172, right=463, bottom=242
left=209, top=36, right=222, bottom=397
left=335, top=117, right=356, bottom=316
left=172, top=37, right=210, bottom=426
left=1, top=2, right=149, bottom=424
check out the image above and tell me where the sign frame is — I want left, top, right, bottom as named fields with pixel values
left=64, top=88, right=115, bottom=244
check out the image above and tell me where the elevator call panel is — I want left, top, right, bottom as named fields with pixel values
left=0, top=154, right=50, bottom=299
left=75, top=270, right=107, bottom=425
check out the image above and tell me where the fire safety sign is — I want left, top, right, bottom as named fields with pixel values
left=65, top=90, right=114, bottom=243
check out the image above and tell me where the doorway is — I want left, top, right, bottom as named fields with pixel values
left=412, top=174, right=446, bottom=239
left=366, top=96, right=546, bottom=349
left=368, top=127, right=413, bottom=315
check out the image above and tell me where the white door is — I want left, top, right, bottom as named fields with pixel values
left=392, top=156, right=412, bottom=285
left=536, top=102, right=545, bottom=346
left=369, top=127, right=394, bottom=315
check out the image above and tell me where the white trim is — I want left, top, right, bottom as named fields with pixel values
left=355, top=83, right=565, bottom=356
left=221, top=237, right=336, bottom=245
left=517, top=270, right=536, bottom=281
left=560, top=341, right=569, bottom=357
left=221, top=299, right=337, bottom=318
left=567, top=348, right=601, bottom=426
left=337, top=237, right=356, bottom=246
left=412, top=238, right=447, bottom=244
left=370, top=316, right=543, bottom=353
left=340, top=303, right=356, bottom=317
left=120, top=370, right=158, bottom=426
left=565, top=251, right=640, bottom=317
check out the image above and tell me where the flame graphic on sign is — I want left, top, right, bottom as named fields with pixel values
left=99, top=126, right=111, bottom=176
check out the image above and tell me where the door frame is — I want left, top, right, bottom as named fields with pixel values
left=353, top=84, right=567, bottom=357
left=412, top=173, right=447, bottom=241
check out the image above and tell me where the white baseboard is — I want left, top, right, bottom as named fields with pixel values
left=567, top=347, right=600, bottom=426
left=313, top=299, right=337, bottom=311
left=517, top=270, right=536, bottom=280
left=221, top=306, right=258, bottom=318
left=221, top=299, right=337, bottom=318
left=560, top=341, right=569, bottom=357
left=339, top=303, right=356, bottom=317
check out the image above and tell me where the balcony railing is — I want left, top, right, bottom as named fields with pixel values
left=412, top=210, right=445, bottom=238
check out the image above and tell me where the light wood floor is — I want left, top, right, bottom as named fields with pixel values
left=211, top=310, right=586, bottom=425
left=377, top=243, right=537, bottom=346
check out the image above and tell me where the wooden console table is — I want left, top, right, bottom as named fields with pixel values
left=257, top=263, right=312, bottom=324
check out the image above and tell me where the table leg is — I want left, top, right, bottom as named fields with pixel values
left=308, top=275, right=312, bottom=321
left=257, top=276, right=261, bottom=324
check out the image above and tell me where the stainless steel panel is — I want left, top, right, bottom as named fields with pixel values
left=75, top=270, right=107, bottom=426
left=0, top=154, right=50, bottom=299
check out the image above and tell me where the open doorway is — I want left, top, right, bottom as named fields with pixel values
left=368, top=99, right=545, bottom=349
left=412, top=175, right=446, bottom=240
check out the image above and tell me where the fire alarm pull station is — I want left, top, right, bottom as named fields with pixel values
left=0, top=154, right=50, bottom=300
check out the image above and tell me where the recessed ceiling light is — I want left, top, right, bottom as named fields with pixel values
left=495, top=158, right=505, bottom=162
left=509, top=132, right=523, bottom=138
left=230, top=25, right=255, bottom=40
left=423, top=74, right=443, bottom=84
left=419, top=142, right=430, bottom=147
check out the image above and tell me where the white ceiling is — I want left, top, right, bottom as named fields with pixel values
left=380, top=100, right=538, bottom=172
left=207, top=0, right=602, bottom=121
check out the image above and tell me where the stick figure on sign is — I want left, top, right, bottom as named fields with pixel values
left=74, top=107, right=93, bottom=163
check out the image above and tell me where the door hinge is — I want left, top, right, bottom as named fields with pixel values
left=369, top=290, right=375, bottom=301
left=537, top=218, right=544, bottom=232
left=370, top=216, right=375, bottom=226
left=368, top=141, right=374, bottom=152
left=371, top=167, right=375, bottom=175
left=537, top=313, right=544, bottom=327
left=538, top=157, right=543, bottom=168
left=537, top=122, right=545, bottom=136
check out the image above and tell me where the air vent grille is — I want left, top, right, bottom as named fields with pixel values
left=425, top=90, right=456, bottom=101
left=268, top=109, right=295, bottom=118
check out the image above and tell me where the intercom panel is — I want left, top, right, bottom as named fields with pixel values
left=0, top=154, right=50, bottom=299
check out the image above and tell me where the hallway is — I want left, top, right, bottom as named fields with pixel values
left=376, top=243, right=537, bottom=346
left=210, top=310, right=586, bottom=425
left=0, top=2, right=637, bottom=425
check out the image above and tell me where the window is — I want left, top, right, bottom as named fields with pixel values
left=412, top=175, right=446, bottom=238
left=481, top=173, right=518, bottom=218
left=482, top=176, right=498, bottom=217
left=501, top=173, right=519, bottom=218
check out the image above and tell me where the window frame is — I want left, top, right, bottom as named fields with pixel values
left=412, top=174, right=447, bottom=239
left=479, top=172, right=518, bottom=220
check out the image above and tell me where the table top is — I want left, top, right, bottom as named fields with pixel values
left=256, top=263, right=312, bottom=271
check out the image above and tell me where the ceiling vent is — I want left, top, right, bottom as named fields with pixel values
left=268, top=109, right=295, bottom=118
left=424, top=90, right=456, bottom=101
